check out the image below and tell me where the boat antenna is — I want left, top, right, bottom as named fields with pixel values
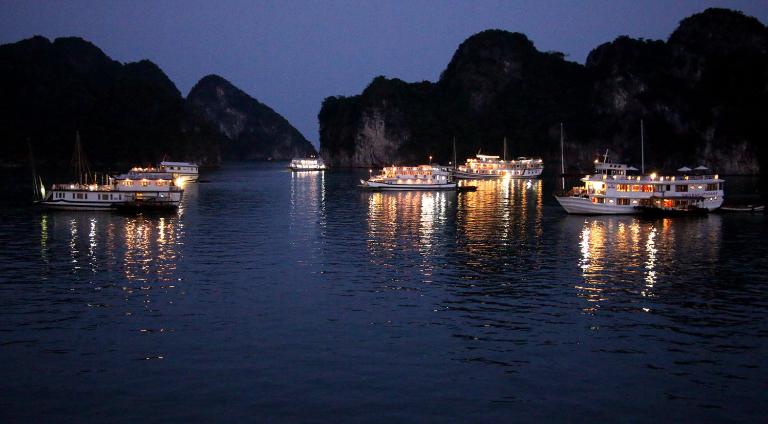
left=559, top=122, right=565, bottom=191
left=603, top=149, right=609, bottom=163
left=640, top=119, right=645, bottom=174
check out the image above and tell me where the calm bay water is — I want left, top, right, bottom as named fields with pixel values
left=1, top=162, right=767, bottom=422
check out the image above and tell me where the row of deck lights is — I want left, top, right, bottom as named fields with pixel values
left=596, top=173, right=718, bottom=181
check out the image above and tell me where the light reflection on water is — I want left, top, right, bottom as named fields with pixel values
left=1, top=166, right=766, bottom=422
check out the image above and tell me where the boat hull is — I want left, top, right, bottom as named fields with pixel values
left=289, top=167, right=325, bottom=172
left=451, top=170, right=503, bottom=180
left=38, top=200, right=117, bottom=211
left=361, top=180, right=457, bottom=190
left=554, top=196, right=639, bottom=214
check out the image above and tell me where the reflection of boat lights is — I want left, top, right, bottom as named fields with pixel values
left=643, top=227, right=658, bottom=295
left=40, top=214, right=49, bottom=262
left=69, top=218, right=79, bottom=269
left=579, top=224, right=590, bottom=270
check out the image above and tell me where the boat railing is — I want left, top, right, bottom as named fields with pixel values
left=51, top=183, right=114, bottom=191
left=595, top=174, right=720, bottom=182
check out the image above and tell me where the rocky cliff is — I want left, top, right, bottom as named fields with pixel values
left=0, top=37, right=313, bottom=171
left=0, top=36, right=224, bottom=169
left=187, top=75, right=316, bottom=160
left=319, top=8, right=768, bottom=175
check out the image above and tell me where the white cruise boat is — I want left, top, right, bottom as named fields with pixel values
left=40, top=171, right=184, bottom=211
left=289, top=157, right=326, bottom=171
left=361, top=165, right=456, bottom=190
left=555, top=160, right=724, bottom=214
left=453, top=155, right=544, bottom=179
left=160, top=161, right=199, bottom=182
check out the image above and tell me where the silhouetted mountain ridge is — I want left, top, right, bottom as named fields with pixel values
left=319, top=8, right=767, bottom=178
left=0, top=36, right=311, bottom=171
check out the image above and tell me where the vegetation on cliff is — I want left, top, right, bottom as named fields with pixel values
left=319, top=8, right=767, bottom=175
left=0, top=36, right=312, bottom=171
left=188, top=74, right=316, bottom=160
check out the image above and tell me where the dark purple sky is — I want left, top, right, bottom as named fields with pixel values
left=1, top=1, right=766, bottom=147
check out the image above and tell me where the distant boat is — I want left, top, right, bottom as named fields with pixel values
left=159, top=161, right=199, bottom=182
left=361, top=165, right=456, bottom=190
left=452, top=139, right=543, bottom=180
left=289, top=157, right=326, bottom=171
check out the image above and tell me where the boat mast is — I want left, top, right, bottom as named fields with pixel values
left=640, top=119, right=645, bottom=174
left=452, top=137, right=457, bottom=170
left=503, top=137, right=507, bottom=161
left=28, top=141, right=41, bottom=200
left=560, top=122, right=565, bottom=191
left=70, top=131, right=90, bottom=185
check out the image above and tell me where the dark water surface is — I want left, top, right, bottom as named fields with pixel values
left=1, top=163, right=766, bottom=422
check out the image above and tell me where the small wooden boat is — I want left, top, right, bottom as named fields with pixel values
left=719, top=204, right=765, bottom=213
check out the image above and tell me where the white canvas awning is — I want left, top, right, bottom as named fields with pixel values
left=677, top=166, right=692, bottom=172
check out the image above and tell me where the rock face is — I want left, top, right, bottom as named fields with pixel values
left=0, top=37, right=314, bottom=170
left=0, top=36, right=224, bottom=169
left=187, top=75, right=316, bottom=160
left=319, top=8, right=768, bottom=175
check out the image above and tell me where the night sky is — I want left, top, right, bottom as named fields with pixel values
left=1, top=0, right=766, bottom=147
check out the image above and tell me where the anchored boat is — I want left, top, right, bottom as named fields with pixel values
left=453, top=155, right=543, bottom=179
left=159, top=161, right=199, bottom=182
left=289, top=157, right=326, bottom=171
left=452, top=138, right=543, bottom=180
left=555, top=159, right=724, bottom=214
left=361, top=165, right=456, bottom=190
left=40, top=171, right=184, bottom=211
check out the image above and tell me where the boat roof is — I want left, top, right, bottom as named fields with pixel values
left=476, top=154, right=500, bottom=160
left=160, top=161, right=197, bottom=167
left=115, top=172, right=175, bottom=180
left=594, top=162, right=629, bottom=171
left=384, top=164, right=441, bottom=169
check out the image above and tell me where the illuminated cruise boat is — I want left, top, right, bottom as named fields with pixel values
left=361, top=165, right=456, bottom=190
left=289, top=157, right=327, bottom=171
left=555, top=160, right=724, bottom=214
left=39, top=171, right=184, bottom=211
left=453, top=155, right=544, bottom=179
left=159, top=161, right=199, bottom=182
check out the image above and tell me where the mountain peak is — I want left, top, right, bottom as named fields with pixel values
left=187, top=75, right=316, bottom=159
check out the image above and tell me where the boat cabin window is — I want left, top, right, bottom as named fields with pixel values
left=617, top=198, right=631, bottom=205
left=706, top=183, right=718, bottom=191
left=675, top=184, right=688, bottom=192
